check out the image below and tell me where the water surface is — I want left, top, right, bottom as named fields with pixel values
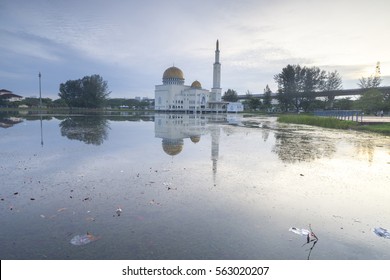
left=1, top=112, right=389, bottom=259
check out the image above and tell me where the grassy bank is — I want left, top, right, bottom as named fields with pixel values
left=357, top=123, right=390, bottom=135
left=277, top=114, right=390, bottom=135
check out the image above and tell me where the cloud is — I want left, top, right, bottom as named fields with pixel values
left=0, top=30, right=63, bottom=62
left=1, top=0, right=389, bottom=98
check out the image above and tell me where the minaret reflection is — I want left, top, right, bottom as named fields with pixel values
left=154, top=113, right=227, bottom=183
left=210, top=124, right=220, bottom=184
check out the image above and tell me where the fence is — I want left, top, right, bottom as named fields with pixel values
left=314, top=110, right=363, bottom=122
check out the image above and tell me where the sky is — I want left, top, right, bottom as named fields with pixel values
left=1, top=0, right=390, bottom=99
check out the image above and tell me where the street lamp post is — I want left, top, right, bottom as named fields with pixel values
left=38, top=72, right=42, bottom=107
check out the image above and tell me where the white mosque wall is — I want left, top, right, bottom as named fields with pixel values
left=155, top=84, right=212, bottom=111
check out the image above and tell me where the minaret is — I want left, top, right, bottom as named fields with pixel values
left=211, top=40, right=221, bottom=101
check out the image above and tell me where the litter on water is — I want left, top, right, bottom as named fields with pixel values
left=373, top=227, right=390, bottom=239
left=289, top=226, right=318, bottom=244
left=289, top=225, right=319, bottom=260
left=289, top=227, right=311, bottom=236
left=70, top=232, right=100, bottom=246
left=115, top=207, right=122, bottom=216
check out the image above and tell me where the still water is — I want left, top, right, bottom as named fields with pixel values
left=1, top=112, right=389, bottom=260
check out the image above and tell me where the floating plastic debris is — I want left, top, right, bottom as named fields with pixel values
left=70, top=233, right=99, bottom=246
left=289, top=225, right=319, bottom=260
left=115, top=208, right=122, bottom=216
left=373, top=227, right=390, bottom=239
left=289, top=227, right=311, bottom=236
left=289, top=226, right=318, bottom=244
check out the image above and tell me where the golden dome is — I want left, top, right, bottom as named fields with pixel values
left=191, top=80, right=202, bottom=89
left=190, top=136, right=201, bottom=143
left=163, top=66, right=184, bottom=80
left=162, top=139, right=183, bottom=156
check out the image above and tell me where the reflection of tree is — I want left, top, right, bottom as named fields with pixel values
left=59, top=116, right=110, bottom=145
left=353, top=140, right=374, bottom=163
left=261, top=129, right=270, bottom=142
left=273, top=131, right=336, bottom=163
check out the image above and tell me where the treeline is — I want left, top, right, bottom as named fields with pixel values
left=6, top=96, right=154, bottom=110
left=222, top=63, right=389, bottom=114
left=2, top=74, right=153, bottom=110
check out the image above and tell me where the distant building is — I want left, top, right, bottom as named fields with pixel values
left=155, top=40, right=231, bottom=113
left=227, top=102, right=244, bottom=112
left=0, top=89, right=23, bottom=102
left=0, top=116, right=23, bottom=128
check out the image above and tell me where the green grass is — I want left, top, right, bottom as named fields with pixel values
left=278, top=114, right=357, bottom=129
left=277, top=114, right=390, bottom=135
left=357, top=123, right=390, bottom=135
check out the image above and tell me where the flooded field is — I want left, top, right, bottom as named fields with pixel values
left=1, top=112, right=389, bottom=260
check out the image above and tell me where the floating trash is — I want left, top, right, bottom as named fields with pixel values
left=289, top=227, right=311, bottom=236
left=70, top=233, right=99, bottom=246
left=115, top=208, right=122, bottom=216
left=373, top=227, right=390, bottom=239
left=289, top=226, right=318, bottom=244
left=289, top=225, right=319, bottom=260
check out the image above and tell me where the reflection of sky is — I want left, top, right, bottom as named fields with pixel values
left=1, top=116, right=388, bottom=178
left=1, top=115, right=390, bottom=259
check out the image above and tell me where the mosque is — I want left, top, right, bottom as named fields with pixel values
left=154, top=40, right=243, bottom=113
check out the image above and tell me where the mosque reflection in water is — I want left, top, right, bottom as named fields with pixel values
left=154, top=113, right=231, bottom=178
left=0, top=112, right=382, bottom=165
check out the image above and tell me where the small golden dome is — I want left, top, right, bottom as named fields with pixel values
left=191, top=80, right=202, bottom=89
left=162, top=139, right=183, bottom=156
left=190, top=136, right=201, bottom=143
left=163, top=66, right=184, bottom=80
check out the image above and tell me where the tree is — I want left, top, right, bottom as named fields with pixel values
left=222, top=89, right=238, bottom=102
left=354, top=89, right=384, bottom=114
left=322, top=70, right=343, bottom=91
left=357, top=62, right=382, bottom=89
left=262, top=84, right=272, bottom=108
left=333, top=98, right=353, bottom=110
left=300, top=66, right=327, bottom=111
left=274, top=65, right=328, bottom=112
left=52, top=98, right=68, bottom=107
left=383, top=89, right=390, bottom=112
left=245, top=90, right=261, bottom=110
left=59, top=116, right=110, bottom=145
left=358, top=76, right=382, bottom=89
left=59, top=74, right=110, bottom=108
left=321, top=70, right=343, bottom=107
left=274, top=64, right=297, bottom=112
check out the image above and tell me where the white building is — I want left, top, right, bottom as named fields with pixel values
left=227, top=102, right=244, bottom=112
left=0, top=89, right=23, bottom=102
left=155, top=40, right=229, bottom=113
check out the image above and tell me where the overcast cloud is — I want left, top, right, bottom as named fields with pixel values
left=1, top=0, right=389, bottom=99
